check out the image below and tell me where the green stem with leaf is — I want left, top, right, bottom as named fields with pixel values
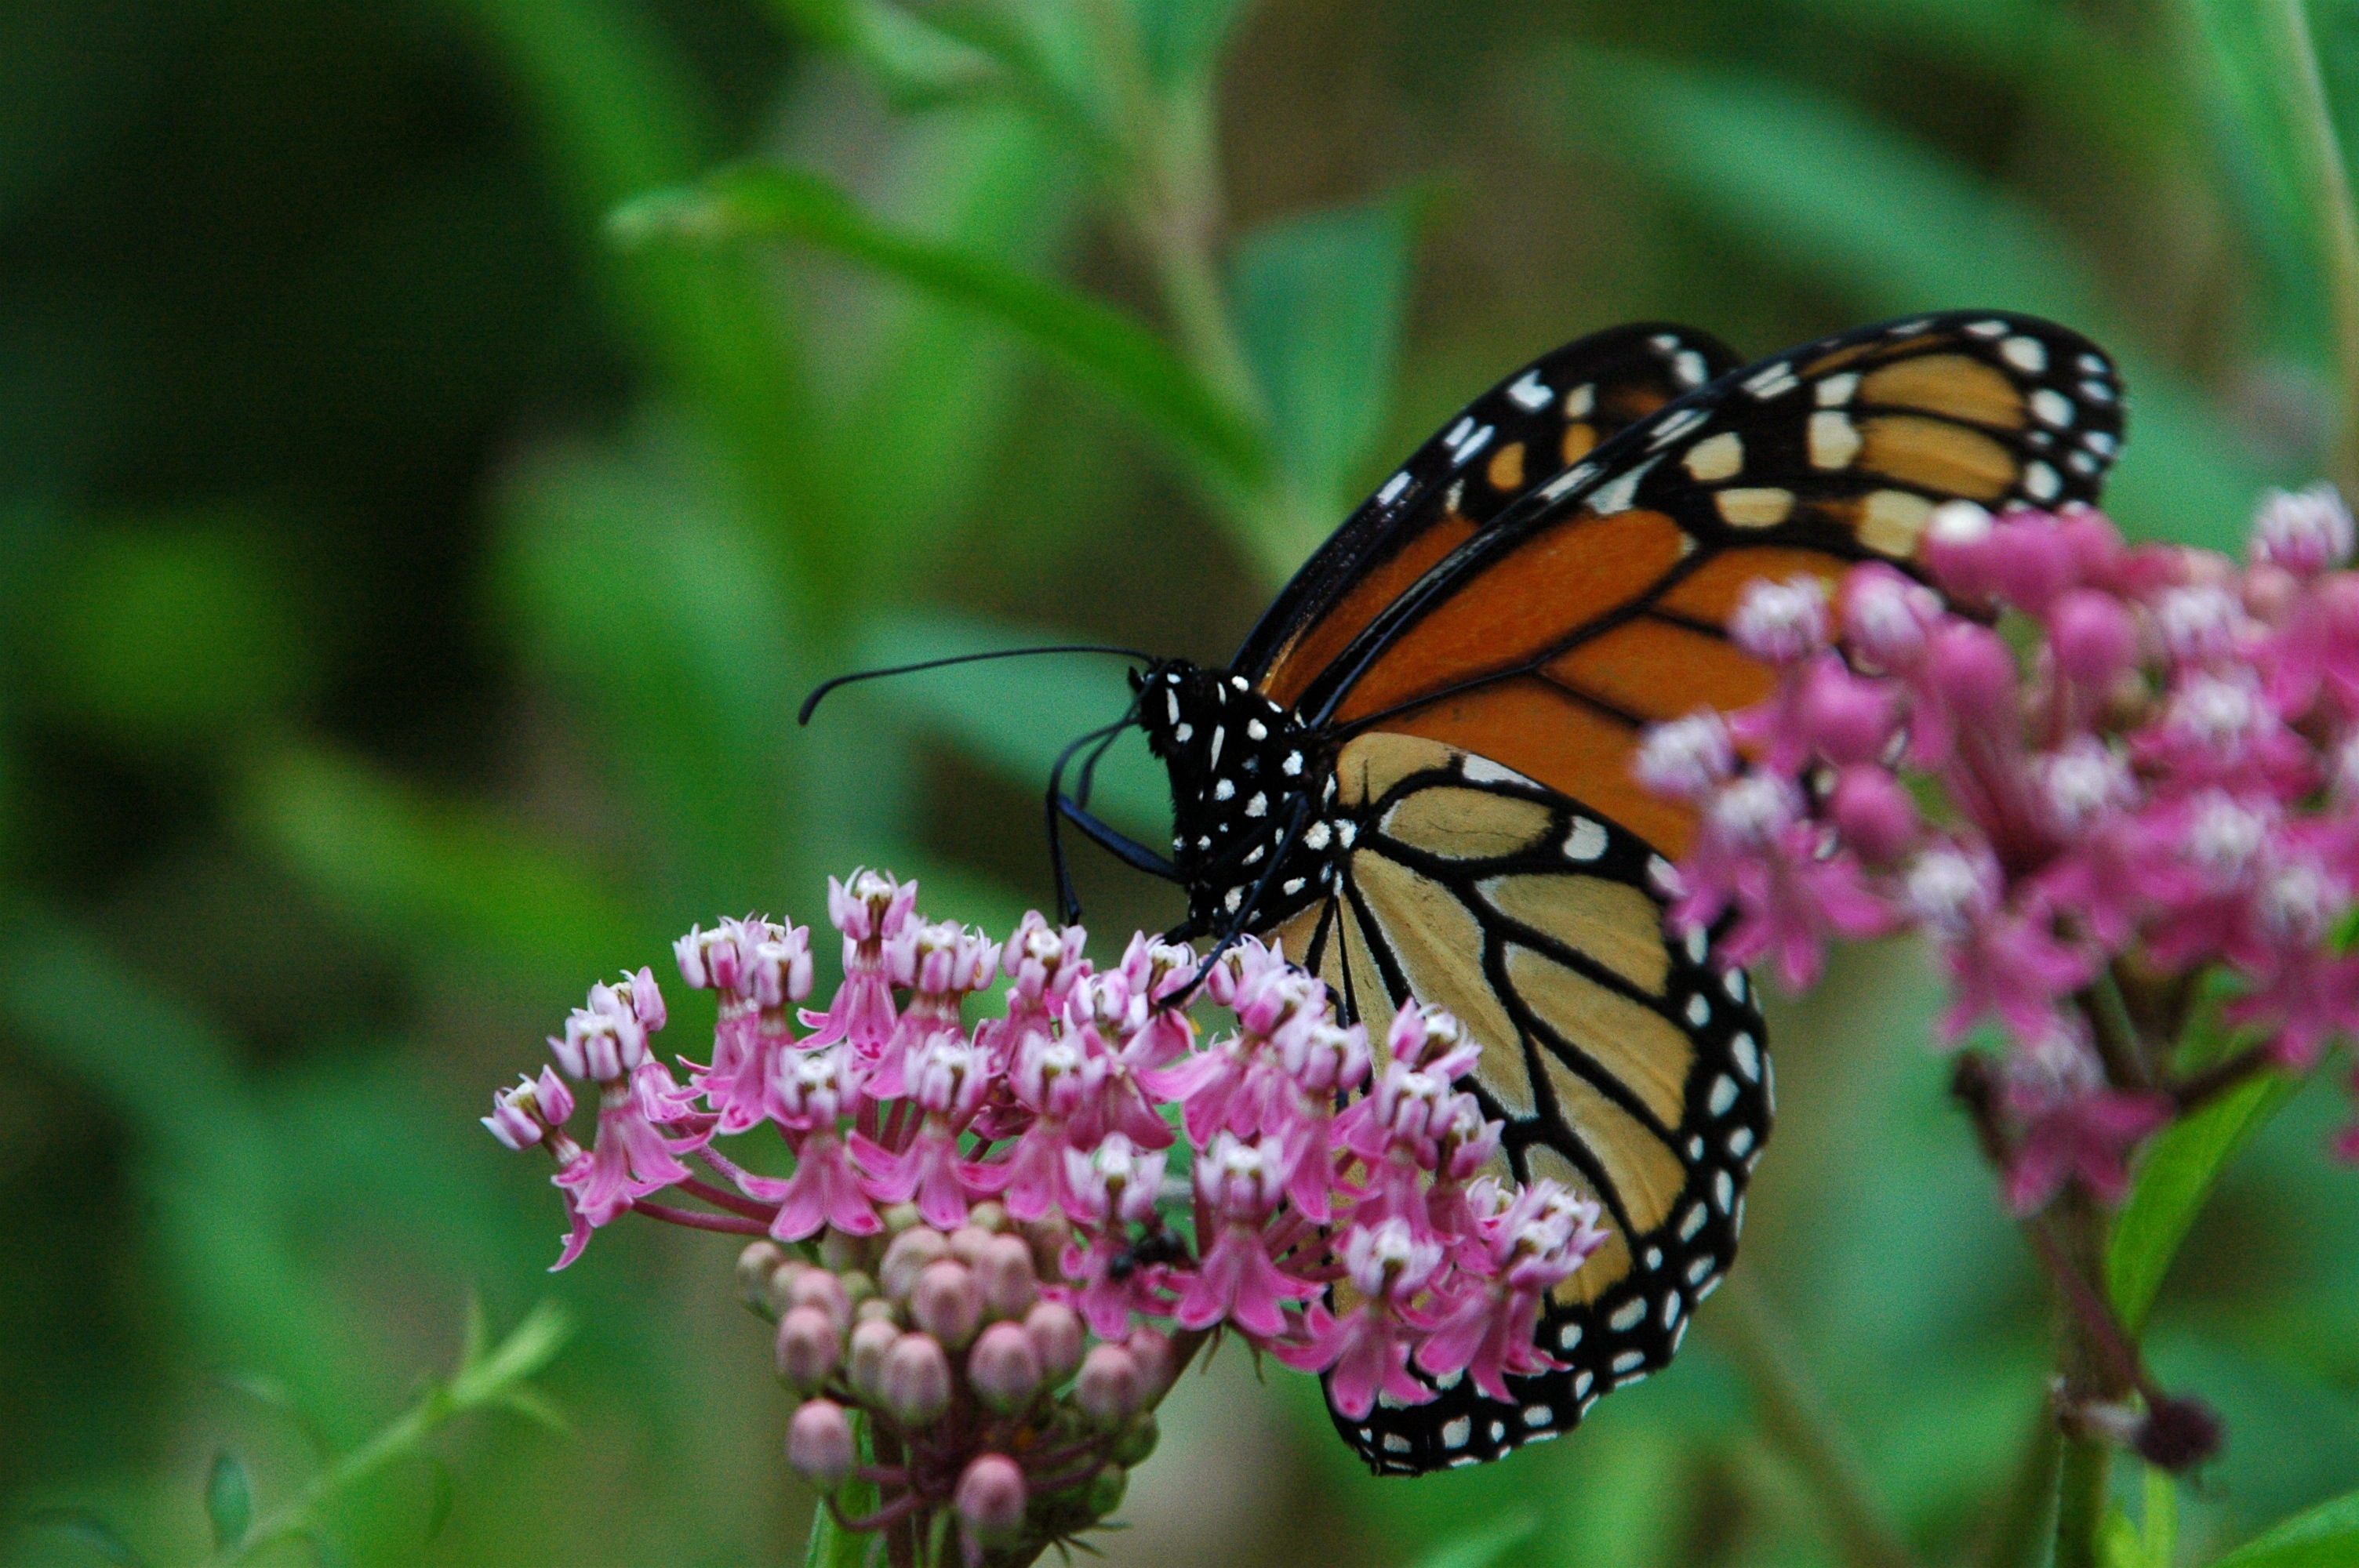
left=199, top=1302, right=572, bottom=1567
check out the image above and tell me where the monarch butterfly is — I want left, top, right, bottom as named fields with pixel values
left=1050, top=311, right=2125, bottom=1472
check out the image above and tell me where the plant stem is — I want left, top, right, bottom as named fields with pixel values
left=1710, top=1272, right=1921, bottom=1568
left=1976, top=1406, right=2061, bottom=1568
left=201, top=1303, right=569, bottom=1566
left=2046, top=1194, right=2128, bottom=1568
left=2263, top=0, right=2359, bottom=490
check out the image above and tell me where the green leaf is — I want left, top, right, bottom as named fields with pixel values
left=2099, top=1506, right=2145, bottom=1568
left=216, top=1372, right=332, bottom=1457
left=2208, top=1485, right=2359, bottom=1567
left=852, top=607, right=1167, bottom=840
left=426, top=1457, right=457, bottom=1542
left=22, top=1508, right=151, bottom=1568
left=234, top=745, right=637, bottom=985
left=1540, top=45, right=2278, bottom=551
left=451, top=1301, right=575, bottom=1407
left=2143, top=1464, right=2178, bottom=1568
left=1135, top=0, right=1253, bottom=87
left=1231, top=197, right=1416, bottom=550
left=2107, top=1069, right=2299, bottom=1336
left=1403, top=1512, right=1539, bottom=1568
left=204, top=1450, right=253, bottom=1550
left=805, top=1409, right=882, bottom=1568
left=609, top=164, right=1267, bottom=489
left=768, top=0, right=1001, bottom=104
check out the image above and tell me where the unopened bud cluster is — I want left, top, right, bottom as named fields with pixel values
left=743, top=1206, right=1167, bottom=1559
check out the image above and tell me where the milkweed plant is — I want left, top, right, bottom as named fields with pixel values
left=485, top=878, right=1600, bottom=1566
left=479, top=489, right=2359, bottom=1568
left=1635, top=489, right=2359, bottom=1525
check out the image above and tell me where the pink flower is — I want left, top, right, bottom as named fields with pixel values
left=1273, top=1218, right=1442, bottom=1420
left=852, top=1035, right=992, bottom=1229
left=1060, top=1135, right=1172, bottom=1336
left=798, top=869, right=916, bottom=1055
left=966, top=1033, right=1105, bottom=1220
left=1667, top=774, right=1893, bottom=991
left=1174, top=1133, right=1317, bottom=1337
left=976, top=911, right=1090, bottom=1070
left=2002, top=1033, right=2172, bottom=1213
left=724, top=1045, right=881, bottom=1240
left=1416, top=1181, right=1604, bottom=1401
left=554, top=1072, right=703, bottom=1227
left=1906, top=844, right=2094, bottom=1045
left=865, top=918, right=995, bottom=1099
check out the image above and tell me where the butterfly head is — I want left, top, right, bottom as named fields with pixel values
left=1133, top=660, right=1338, bottom=931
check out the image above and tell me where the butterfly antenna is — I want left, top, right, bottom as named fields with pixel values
left=798, top=644, right=1152, bottom=726
left=1045, top=714, right=1135, bottom=925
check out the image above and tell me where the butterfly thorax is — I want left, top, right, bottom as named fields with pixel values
left=1135, top=659, right=1347, bottom=935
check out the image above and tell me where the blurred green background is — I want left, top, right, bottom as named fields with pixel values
left=6, top=1, right=2359, bottom=1564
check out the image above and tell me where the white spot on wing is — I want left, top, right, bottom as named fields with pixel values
left=1376, top=470, right=1411, bottom=506
left=1815, top=372, right=1859, bottom=406
left=1507, top=370, right=1552, bottom=411
left=1808, top=410, right=1861, bottom=469
left=1565, top=818, right=1608, bottom=861
left=1732, top=1030, right=1760, bottom=1081
left=1461, top=755, right=1534, bottom=786
left=2001, top=335, right=2048, bottom=372
left=1585, top=455, right=1661, bottom=517
left=1707, top=1075, right=1738, bottom=1116
left=1608, top=1298, right=1646, bottom=1331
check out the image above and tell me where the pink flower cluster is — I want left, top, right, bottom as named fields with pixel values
left=483, top=869, right=1604, bottom=1556
left=1637, top=488, right=2359, bottom=1212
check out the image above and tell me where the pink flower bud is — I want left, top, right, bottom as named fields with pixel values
left=736, top=1241, right=788, bottom=1309
left=880, top=1227, right=951, bottom=1301
left=776, top=1307, right=842, bottom=1393
left=910, top=1259, right=983, bottom=1347
left=1986, top=515, right=2079, bottom=612
left=976, top=1234, right=1039, bottom=1319
left=1797, top=662, right=1896, bottom=765
left=1926, top=622, right=2017, bottom=723
left=1728, top=576, right=1830, bottom=663
left=1024, top=1301, right=1086, bottom=1381
left=948, top=1225, right=996, bottom=1266
left=1125, top=1325, right=1179, bottom=1398
left=1923, top=500, right=1998, bottom=597
left=954, top=1454, right=1028, bottom=1545
left=1074, top=1343, right=1146, bottom=1425
left=2252, top=483, right=2354, bottom=575
left=1841, top=564, right=1940, bottom=669
left=785, top=1269, right=852, bottom=1335
left=787, top=1399, right=856, bottom=1487
left=847, top=1317, right=900, bottom=1400
left=2047, top=589, right=2135, bottom=687
left=1828, top=766, right=1918, bottom=862
left=881, top=1332, right=953, bottom=1426
left=968, top=1321, right=1044, bottom=1413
